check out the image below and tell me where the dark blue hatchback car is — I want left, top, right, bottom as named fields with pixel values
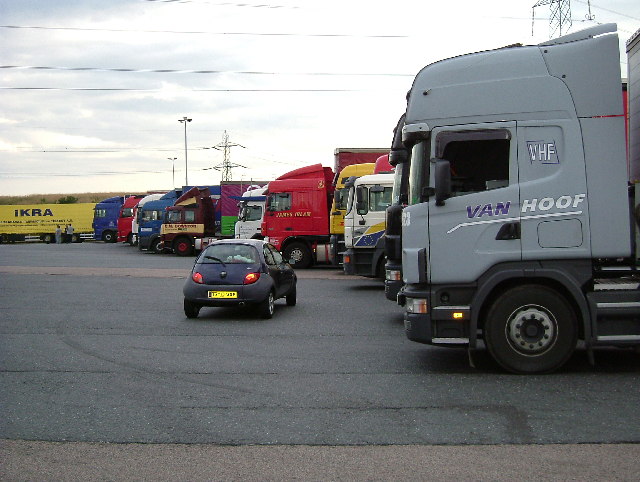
left=183, top=239, right=297, bottom=319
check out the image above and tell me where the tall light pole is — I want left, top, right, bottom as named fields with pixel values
left=178, top=116, right=192, bottom=185
left=167, top=157, right=177, bottom=189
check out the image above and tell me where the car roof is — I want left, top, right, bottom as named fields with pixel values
left=206, top=239, right=267, bottom=247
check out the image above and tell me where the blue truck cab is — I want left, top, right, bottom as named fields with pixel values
left=93, top=196, right=124, bottom=242
left=137, top=190, right=181, bottom=253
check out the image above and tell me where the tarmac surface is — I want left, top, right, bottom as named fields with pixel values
left=2, top=242, right=640, bottom=480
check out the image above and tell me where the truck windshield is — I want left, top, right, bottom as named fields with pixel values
left=408, top=141, right=430, bottom=205
left=334, top=187, right=350, bottom=211
left=245, top=205, right=262, bottom=221
left=166, top=210, right=181, bottom=223
left=369, top=187, right=393, bottom=211
left=345, top=186, right=355, bottom=215
left=141, top=209, right=162, bottom=222
left=392, top=162, right=408, bottom=205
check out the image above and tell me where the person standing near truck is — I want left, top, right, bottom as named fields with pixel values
left=55, top=225, right=62, bottom=244
left=65, top=224, right=74, bottom=243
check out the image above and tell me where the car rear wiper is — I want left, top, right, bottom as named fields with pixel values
left=205, top=256, right=226, bottom=266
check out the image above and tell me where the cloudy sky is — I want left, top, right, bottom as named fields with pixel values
left=1, top=0, right=639, bottom=196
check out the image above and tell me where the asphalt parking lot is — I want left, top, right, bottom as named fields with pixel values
left=1, top=242, right=640, bottom=480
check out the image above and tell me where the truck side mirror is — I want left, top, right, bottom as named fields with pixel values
left=434, top=159, right=451, bottom=206
left=355, top=187, right=368, bottom=215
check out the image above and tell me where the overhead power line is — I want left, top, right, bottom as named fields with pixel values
left=0, top=25, right=406, bottom=38
left=0, top=65, right=412, bottom=77
left=0, top=87, right=363, bottom=92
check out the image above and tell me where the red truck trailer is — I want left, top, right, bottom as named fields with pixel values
left=262, top=163, right=335, bottom=268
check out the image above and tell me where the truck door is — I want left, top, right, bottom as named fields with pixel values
left=516, top=121, right=591, bottom=260
left=427, top=123, right=521, bottom=285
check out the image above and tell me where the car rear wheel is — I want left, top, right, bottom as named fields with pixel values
left=286, top=285, right=297, bottom=306
left=184, top=299, right=201, bottom=319
left=259, top=291, right=275, bottom=319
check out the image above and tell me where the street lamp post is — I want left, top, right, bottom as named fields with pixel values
left=167, top=157, right=177, bottom=189
left=178, top=116, right=192, bottom=185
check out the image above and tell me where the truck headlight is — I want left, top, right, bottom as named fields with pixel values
left=405, top=297, right=428, bottom=314
left=385, top=269, right=401, bottom=281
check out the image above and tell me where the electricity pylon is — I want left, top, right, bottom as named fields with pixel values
left=532, top=0, right=572, bottom=38
left=209, top=131, right=246, bottom=182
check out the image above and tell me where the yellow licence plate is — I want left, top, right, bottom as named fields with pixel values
left=208, top=291, right=238, bottom=299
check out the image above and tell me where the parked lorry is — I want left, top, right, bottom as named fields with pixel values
left=329, top=163, right=376, bottom=265
left=262, top=163, right=335, bottom=268
left=234, top=186, right=267, bottom=239
left=342, top=155, right=394, bottom=277
left=130, top=193, right=164, bottom=246
left=160, top=186, right=220, bottom=256
left=92, top=196, right=124, bottom=242
left=0, top=203, right=95, bottom=243
left=117, top=195, right=144, bottom=244
left=384, top=114, right=411, bottom=301
left=137, top=189, right=182, bottom=253
left=219, top=181, right=269, bottom=237
left=343, top=170, right=394, bottom=278
left=398, top=23, right=639, bottom=374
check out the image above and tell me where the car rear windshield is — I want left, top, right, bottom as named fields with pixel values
left=202, top=244, right=260, bottom=264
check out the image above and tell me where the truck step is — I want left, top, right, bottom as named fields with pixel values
left=587, top=290, right=640, bottom=344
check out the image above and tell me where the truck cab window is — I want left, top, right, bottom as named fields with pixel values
left=437, top=130, right=510, bottom=197
left=185, top=210, right=195, bottom=223
left=408, top=141, right=429, bottom=206
left=268, top=193, right=291, bottom=212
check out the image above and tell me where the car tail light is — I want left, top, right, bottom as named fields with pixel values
left=192, top=271, right=204, bottom=284
left=243, top=272, right=260, bottom=285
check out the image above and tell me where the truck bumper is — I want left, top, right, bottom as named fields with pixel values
left=384, top=260, right=403, bottom=301
left=343, top=247, right=379, bottom=277
left=402, top=285, right=471, bottom=346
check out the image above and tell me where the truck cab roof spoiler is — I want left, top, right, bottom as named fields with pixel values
left=538, top=23, right=616, bottom=46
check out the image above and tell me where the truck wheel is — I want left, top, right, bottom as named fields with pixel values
left=149, top=238, right=162, bottom=254
left=283, top=242, right=311, bottom=269
left=126, top=233, right=134, bottom=245
left=184, top=299, right=201, bottom=319
left=173, top=237, right=193, bottom=256
left=103, top=231, right=116, bottom=243
left=259, top=290, right=275, bottom=319
left=42, top=234, right=53, bottom=244
left=484, top=285, right=577, bottom=374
